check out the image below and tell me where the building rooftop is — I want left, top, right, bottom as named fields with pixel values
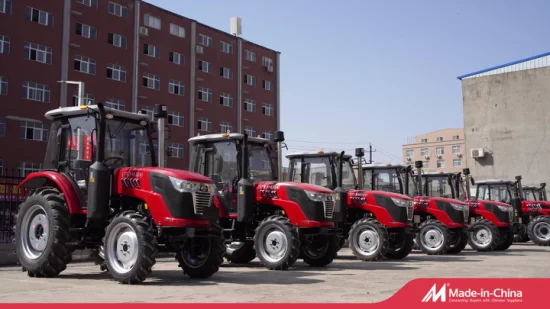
left=457, top=51, right=550, bottom=80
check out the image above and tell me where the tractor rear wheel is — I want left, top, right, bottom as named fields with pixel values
left=301, top=234, right=338, bottom=267
left=103, top=211, right=157, bottom=284
left=527, top=216, right=550, bottom=246
left=447, top=230, right=468, bottom=254
left=254, top=215, right=301, bottom=270
left=495, top=228, right=514, bottom=251
left=14, top=187, right=72, bottom=278
left=385, top=232, right=414, bottom=260
left=225, top=240, right=256, bottom=264
left=467, top=220, right=500, bottom=252
left=416, top=219, right=451, bottom=255
left=348, top=218, right=389, bottom=261
left=176, top=223, right=225, bottom=278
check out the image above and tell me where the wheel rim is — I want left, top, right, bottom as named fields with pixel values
left=260, top=228, right=288, bottom=263
left=533, top=221, right=550, bottom=241
left=354, top=227, right=380, bottom=256
left=303, top=235, right=329, bottom=259
left=226, top=241, right=245, bottom=255
left=181, top=238, right=212, bottom=268
left=421, top=227, right=444, bottom=250
left=106, top=222, right=140, bottom=274
left=472, top=227, right=492, bottom=247
left=21, top=205, right=49, bottom=260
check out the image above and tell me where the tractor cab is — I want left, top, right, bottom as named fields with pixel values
left=422, top=172, right=464, bottom=200
left=473, top=179, right=514, bottom=205
left=523, top=183, right=547, bottom=201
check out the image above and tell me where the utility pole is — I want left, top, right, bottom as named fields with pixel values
left=368, top=143, right=377, bottom=164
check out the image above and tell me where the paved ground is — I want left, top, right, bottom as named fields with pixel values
left=1, top=243, right=549, bottom=303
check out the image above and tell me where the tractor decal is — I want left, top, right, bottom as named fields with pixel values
left=259, top=182, right=279, bottom=199
left=349, top=191, right=367, bottom=204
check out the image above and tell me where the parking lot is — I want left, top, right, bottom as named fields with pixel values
left=0, top=244, right=549, bottom=303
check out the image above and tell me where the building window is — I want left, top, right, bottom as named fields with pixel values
left=197, top=117, right=212, bottom=132
left=263, top=80, right=272, bottom=91
left=452, top=145, right=461, bottom=154
left=167, top=111, right=184, bottom=127
left=108, top=2, right=128, bottom=18
left=169, top=51, right=184, bottom=65
left=197, top=87, right=212, bottom=102
left=143, top=43, right=160, bottom=58
left=144, top=14, right=161, bottom=29
left=108, top=33, right=127, bottom=48
left=168, top=143, right=184, bottom=158
left=262, top=103, right=273, bottom=116
left=19, top=162, right=43, bottom=177
left=220, top=93, right=232, bottom=107
left=262, top=56, right=273, bottom=67
left=170, top=23, right=185, bottom=38
left=198, top=34, right=212, bottom=47
left=142, top=73, right=160, bottom=90
left=74, top=55, right=96, bottom=75
left=436, top=137, right=443, bottom=142
left=244, top=74, right=256, bottom=86
left=23, top=82, right=50, bottom=103
left=198, top=60, right=211, bottom=73
left=220, top=41, right=233, bottom=54
left=169, top=80, right=185, bottom=96
left=420, top=148, right=428, bottom=156
left=220, top=67, right=233, bottom=79
left=453, top=135, right=460, bottom=140
left=20, top=121, right=48, bottom=141
left=423, top=161, right=430, bottom=169
left=220, top=121, right=232, bottom=133
left=437, top=160, right=445, bottom=168
left=262, top=131, right=273, bottom=140
left=76, top=23, right=97, bottom=39
left=105, top=98, right=125, bottom=110
left=0, top=119, right=5, bottom=136
left=26, top=7, right=53, bottom=27
left=453, top=159, right=462, bottom=167
left=72, top=92, right=94, bottom=106
left=1, top=0, right=12, bottom=15
left=0, top=76, right=6, bottom=95
left=421, top=138, right=427, bottom=143
left=405, top=149, right=413, bottom=157
left=244, top=99, right=256, bottom=112
left=244, top=126, right=256, bottom=137
left=244, top=49, right=256, bottom=62
left=0, top=35, right=9, bottom=54
left=436, top=147, right=444, bottom=156
left=107, top=64, right=126, bottom=82
left=77, top=0, right=97, bottom=7
left=24, top=42, right=52, bottom=64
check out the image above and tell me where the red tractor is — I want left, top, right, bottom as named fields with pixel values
left=13, top=104, right=224, bottom=284
left=361, top=161, right=469, bottom=255
left=187, top=131, right=340, bottom=270
left=421, top=169, right=515, bottom=252
left=522, top=183, right=547, bottom=202
left=471, top=176, right=550, bottom=246
left=284, top=148, right=415, bottom=261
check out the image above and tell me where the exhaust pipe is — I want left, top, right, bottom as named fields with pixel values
left=237, top=133, right=255, bottom=222
left=463, top=168, right=471, bottom=200
left=274, top=131, right=285, bottom=181
left=355, top=148, right=365, bottom=190
left=332, top=151, right=348, bottom=223
left=154, top=105, right=168, bottom=168
left=414, top=160, right=423, bottom=196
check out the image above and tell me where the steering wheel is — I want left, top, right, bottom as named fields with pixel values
left=104, top=156, right=125, bottom=166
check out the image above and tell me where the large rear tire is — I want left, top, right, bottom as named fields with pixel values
left=385, top=232, right=414, bottom=260
left=254, top=216, right=301, bottom=270
left=225, top=240, right=256, bottom=264
left=14, top=187, right=72, bottom=278
left=301, top=234, right=338, bottom=267
left=416, top=219, right=451, bottom=255
left=495, top=228, right=514, bottom=251
left=527, top=216, right=550, bottom=246
left=348, top=218, right=389, bottom=261
left=103, top=211, right=157, bottom=284
left=176, top=223, right=225, bottom=278
left=467, top=220, right=500, bottom=252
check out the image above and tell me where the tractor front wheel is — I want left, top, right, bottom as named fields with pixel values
left=254, top=216, right=301, bottom=270
left=301, top=234, right=338, bottom=267
left=385, top=232, right=414, bottom=260
left=103, top=211, right=157, bottom=284
left=14, top=187, right=72, bottom=278
left=348, top=218, right=389, bottom=261
left=467, top=220, right=500, bottom=252
left=176, top=224, right=225, bottom=278
left=527, top=216, right=550, bottom=246
left=416, top=219, right=451, bottom=255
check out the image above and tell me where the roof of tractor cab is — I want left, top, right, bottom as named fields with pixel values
left=474, top=179, right=512, bottom=185
left=188, top=133, right=271, bottom=145
left=45, top=105, right=151, bottom=122
left=360, top=163, right=405, bottom=169
left=285, top=151, right=352, bottom=160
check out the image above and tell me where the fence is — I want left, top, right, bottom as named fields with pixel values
left=0, top=169, right=28, bottom=245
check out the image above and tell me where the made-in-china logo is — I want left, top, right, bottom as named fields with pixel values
left=421, top=283, right=523, bottom=303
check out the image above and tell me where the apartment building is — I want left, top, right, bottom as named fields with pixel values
left=402, top=128, right=465, bottom=173
left=0, top=0, right=280, bottom=175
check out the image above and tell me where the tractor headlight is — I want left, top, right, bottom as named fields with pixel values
left=497, top=205, right=511, bottom=212
left=391, top=197, right=410, bottom=207
left=304, top=190, right=328, bottom=202
left=169, top=176, right=214, bottom=193
left=450, top=203, right=466, bottom=211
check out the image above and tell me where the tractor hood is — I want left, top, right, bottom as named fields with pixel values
left=415, top=196, right=467, bottom=206
left=257, top=181, right=334, bottom=194
left=523, top=200, right=550, bottom=209
left=348, top=190, right=412, bottom=201
left=121, top=167, right=214, bottom=184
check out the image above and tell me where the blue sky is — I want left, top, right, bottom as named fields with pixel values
left=150, top=0, right=550, bottom=164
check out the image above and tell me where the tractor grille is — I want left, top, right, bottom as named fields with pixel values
left=463, top=206, right=469, bottom=224
left=324, top=199, right=334, bottom=219
left=193, top=191, right=213, bottom=215
left=407, top=201, right=414, bottom=221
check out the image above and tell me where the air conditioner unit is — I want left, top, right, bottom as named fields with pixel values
left=406, top=157, right=411, bottom=161
left=471, top=148, right=485, bottom=159
left=196, top=45, right=204, bottom=54
left=139, top=26, right=149, bottom=36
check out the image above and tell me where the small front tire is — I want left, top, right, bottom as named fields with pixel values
left=348, top=218, right=389, bottom=261
left=416, top=219, right=451, bottom=255
left=527, top=216, right=550, bottom=246
left=467, top=220, right=500, bottom=252
left=254, top=216, right=301, bottom=270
